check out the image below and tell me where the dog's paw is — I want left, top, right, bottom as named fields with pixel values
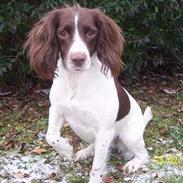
left=89, top=175, right=104, bottom=183
left=89, top=173, right=103, bottom=183
left=75, top=145, right=94, bottom=161
left=122, top=158, right=142, bottom=174
left=75, top=147, right=93, bottom=161
left=88, top=180, right=103, bottom=183
left=58, top=142, right=73, bottom=161
left=75, top=149, right=88, bottom=161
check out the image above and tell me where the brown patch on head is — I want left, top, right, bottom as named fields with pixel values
left=76, top=8, right=98, bottom=56
left=56, top=8, right=75, bottom=68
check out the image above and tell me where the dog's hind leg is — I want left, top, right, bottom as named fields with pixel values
left=120, top=129, right=149, bottom=174
left=121, top=136, right=149, bottom=174
left=75, top=143, right=94, bottom=161
left=116, top=140, right=134, bottom=161
left=119, top=107, right=152, bottom=173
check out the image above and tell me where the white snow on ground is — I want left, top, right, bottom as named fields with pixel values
left=123, top=165, right=183, bottom=183
left=0, top=151, right=182, bottom=183
left=0, top=153, right=65, bottom=183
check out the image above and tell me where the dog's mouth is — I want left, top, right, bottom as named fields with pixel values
left=71, top=66, right=89, bottom=72
left=65, top=61, right=92, bottom=73
left=73, top=66, right=83, bottom=71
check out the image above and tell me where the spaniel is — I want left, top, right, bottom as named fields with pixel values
left=25, top=5, right=153, bottom=183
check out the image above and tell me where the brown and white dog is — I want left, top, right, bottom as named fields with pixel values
left=25, top=5, right=153, bottom=183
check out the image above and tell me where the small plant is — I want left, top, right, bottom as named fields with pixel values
left=68, top=175, right=88, bottom=183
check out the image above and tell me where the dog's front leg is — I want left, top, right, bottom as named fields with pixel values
left=89, top=129, right=114, bottom=183
left=46, top=106, right=73, bottom=160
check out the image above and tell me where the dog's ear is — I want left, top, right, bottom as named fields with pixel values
left=94, top=9, right=125, bottom=77
left=24, top=10, right=61, bottom=80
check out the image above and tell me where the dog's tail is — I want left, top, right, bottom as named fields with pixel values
left=143, top=106, right=153, bottom=127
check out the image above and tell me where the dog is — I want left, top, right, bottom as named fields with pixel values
left=25, top=5, right=153, bottom=183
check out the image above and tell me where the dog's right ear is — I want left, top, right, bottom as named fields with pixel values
left=24, top=9, right=61, bottom=80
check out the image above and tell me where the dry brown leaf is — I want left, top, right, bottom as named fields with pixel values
left=3, top=140, right=14, bottom=150
left=116, top=163, right=124, bottom=171
left=14, top=171, right=30, bottom=178
left=31, top=111, right=41, bottom=118
left=14, top=171, right=24, bottom=178
left=7, top=129, right=20, bottom=138
left=31, top=146, right=47, bottom=155
left=8, top=98, right=18, bottom=109
left=103, top=175, right=114, bottom=183
left=0, top=91, right=12, bottom=96
left=162, top=88, right=176, bottom=94
left=160, top=126, right=169, bottom=136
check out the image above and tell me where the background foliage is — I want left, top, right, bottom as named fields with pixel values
left=0, top=0, right=182, bottom=85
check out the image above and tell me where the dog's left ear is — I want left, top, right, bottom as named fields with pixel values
left=94, top=9, right=125, bottom=77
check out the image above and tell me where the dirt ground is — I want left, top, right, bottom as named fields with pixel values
left=0, top=71, right=183, bottom=183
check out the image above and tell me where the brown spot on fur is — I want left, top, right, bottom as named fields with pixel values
left=115, top=79, right=130, bottom=121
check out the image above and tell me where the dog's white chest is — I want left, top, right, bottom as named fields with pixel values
left=50, top=64, right=119, bottom=143
left=63, top=105, right=97, bottom=143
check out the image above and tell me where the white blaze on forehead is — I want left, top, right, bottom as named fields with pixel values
left=66, top=13, right=91, bottom=71
left=69, top=14, right=89, bottom=54
left=74, top=14, right=79, bottom=42
left=74, top=13, right=78, bottom=30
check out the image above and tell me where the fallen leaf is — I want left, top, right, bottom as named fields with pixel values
left=162, top=88, right=176, bottom=94
left=14, top=171, right=24, bottom=178
left=3, top=140, right=14, bottom=150
left=103, top=175, right=114, bottom=183
left=31, top=146, right=47, bottom=155
left=7, top=129, right=20, bottom=138
left=24, top=173, right=30, bottom=178
left=14, top=171, right=30, bottom=178
left=116, top=163, right=124, bottom=171
left=8, top=98, right=18, bottom=109
left=160, top=126, right=169, bottom=136
left=34, top=88, right=50, bottom=96
left=177, top=103, right=183, bottom=113
left=30, top=111, right=41, bottom=118
left=0, top=91, right=12, bottom=96
left=16, top=142, right=28, bottom=153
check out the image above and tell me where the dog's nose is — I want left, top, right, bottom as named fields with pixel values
left=70, top=52, right=86, bottom=67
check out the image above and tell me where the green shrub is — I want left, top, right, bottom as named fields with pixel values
left=0, top=0, right=182, bottom=85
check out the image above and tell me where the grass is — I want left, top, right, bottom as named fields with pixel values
left=144, top=92, right=183, bottom=155
left=67, top=176, right=88, bottom=183
left=161, top=174, right=183, bottom=183
left=0, top=74, right=183, bottom=182
left=0, top=95, right=49, bottom=155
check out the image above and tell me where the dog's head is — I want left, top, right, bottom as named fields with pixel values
left=24, top=5, right=124, bottom=80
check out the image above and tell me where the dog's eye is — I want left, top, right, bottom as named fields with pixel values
left=59, top=30, right=69, bottom=39
left=86, top=29, right=97, bottom=39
